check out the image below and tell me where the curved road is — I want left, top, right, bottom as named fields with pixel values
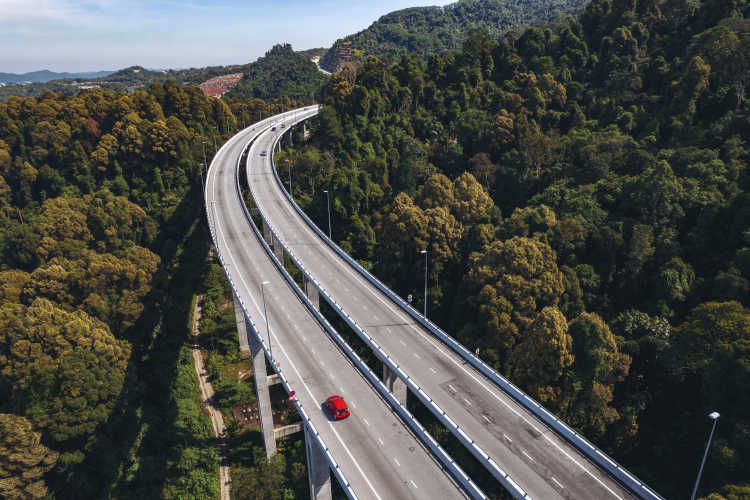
left=247, top=111, right=644, bottom=500
left=206, top=108, right=469, bottom=500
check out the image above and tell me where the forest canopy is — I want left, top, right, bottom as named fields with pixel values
left=280, top=0, right=750, bottom=496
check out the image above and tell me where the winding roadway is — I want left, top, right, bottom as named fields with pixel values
left=205, top=108, right=469, bottom=500
left=246, top=109, right=653, bottom=500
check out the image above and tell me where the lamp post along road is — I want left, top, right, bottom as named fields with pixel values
left=323, top=190, right=331, bottom=239
left=285, top=159, right=292, bottom=199
left=261, top=281, right=273, bottom=362
left=421, top=249, right=428, bottom=319
left=691, top=411, right=720, bottom=500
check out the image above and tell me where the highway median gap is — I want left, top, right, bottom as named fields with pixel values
left=235, top=113, right=487, bottom=499
left=250, top=107, right=658, bottom=500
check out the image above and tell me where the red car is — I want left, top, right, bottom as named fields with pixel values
left=325, top=395, right=350, bottom=420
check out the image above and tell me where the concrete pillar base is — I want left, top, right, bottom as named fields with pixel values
left=305, top=425, right=332, bottom=500
left=272, top=235, right=284, bottom=262
left=249, top=331, right=277, bottom=458
left=304, top=277, right=320, bottom=310
left=233, top=293, right=250, bottom=358
left=383, top=364, right=408, bottom=406
left=262, top=219, right=273, bottom=246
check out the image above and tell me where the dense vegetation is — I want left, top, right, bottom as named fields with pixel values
left=281, top=0, right=750, bottom=497
left=319, top=0, right=587, bottom=71
left=226, top=44, right=328, bottom=103
left=0, top=82, right=276, bottom=498
left=0, top=45, right=329, bottom=103
left=197, top=261, right=313, bottom=500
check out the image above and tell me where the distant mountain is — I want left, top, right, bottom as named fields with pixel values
left=0, top=45, right=329, bottom=102
left=224, top=44, right=327, bottom=102
left=0, top=69, right=114, bottom=84
left=319, top=0, right=586, bottom=72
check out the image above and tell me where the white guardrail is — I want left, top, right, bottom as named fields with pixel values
left=253, top=110, right=525, bottom=499
left=257, top=106, right=663, bottom=500
left=237, top=110, right=487, bottom=500
left=204, top=110, right=358, bottom=500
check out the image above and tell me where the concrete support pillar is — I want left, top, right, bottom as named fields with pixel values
left=272, top=234, right=284, bottom=262
left=383, top=364, right=407, bottom=406
left=262, top=219, right=273, bottom=245
left=305, top=425, right=332, bottom=500
left=233, top=292, right=250, bottom=358
left=248, top=329, right=277, bottom=458
left=304, top=276, right=319, bottom=310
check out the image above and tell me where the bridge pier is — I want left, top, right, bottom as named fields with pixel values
left=272, top=234, right=284, bottom=262
left=233, top=292, right=250, bottom=359
left=304, top=276, right=319, bottom=310
left=383, top=364, right=407, bottom=406
left=262, top=219, right=273, bottom=245
left=248, top=324, right=277, bottom=458
left=305, top=425, right=332, bottom=500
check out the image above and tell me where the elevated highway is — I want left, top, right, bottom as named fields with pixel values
left=205, top=108, right=473, bottom=500
left=246, top=107, right=662, bottom=500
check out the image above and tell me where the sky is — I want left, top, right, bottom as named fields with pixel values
left=0, top=0, right=455, bottom=74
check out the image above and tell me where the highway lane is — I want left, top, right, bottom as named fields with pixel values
left=206, top=109, right=469, bottom=500
left=247, top=114, right=639, bottom=500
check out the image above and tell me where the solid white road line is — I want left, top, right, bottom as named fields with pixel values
left=211, top=152, right=383, bottom=500
left=252, top=111, right=625, bottom=499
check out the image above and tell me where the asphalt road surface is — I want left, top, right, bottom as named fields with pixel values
left=247, top=113, right=639, bottom=500
left=206, top=108, right=469, bottom=500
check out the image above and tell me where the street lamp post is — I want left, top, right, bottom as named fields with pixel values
left=284, top=159, right=292, bottom=199
left=420, top=249, right=428, bottom=319
left=261, top=281, right=273, bottom=362
left=323, top=190, right=331, bottom=239
left=199, top=162, right=205, bottom=194
left=209, top=200, right=217, bottom=234
left=691, top=411, right=721, bottom=500
left=201, top=140, right=208, bottom=169
left=211, top=126, right=218, bottom=154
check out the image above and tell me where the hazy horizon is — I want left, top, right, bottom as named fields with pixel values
left=1, top=0, right=454, bottom=74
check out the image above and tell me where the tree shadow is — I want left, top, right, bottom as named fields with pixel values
left=62, top=184, right=214, bottom=498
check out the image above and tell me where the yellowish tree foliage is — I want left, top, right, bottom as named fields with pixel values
left=417, top=173, right=454, bottom=209
left=0, top=413, right=59, bottom=500
left=566, top=312, right=631, bottom=439
left=451, top=172, right=493, bottom=224
left=0, top=299, right=130, bottom=443
left=508, top=306, right=572, bottom=406
left=466, top=236, right=565, bottom=363
left=0, top=270, right=30, bottom=304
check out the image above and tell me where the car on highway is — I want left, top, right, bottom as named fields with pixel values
left=325, top=395, right=350, bottom=420
left=271, top=126, right=276, bottom=131
left=260, top=150, right=267, bottom=156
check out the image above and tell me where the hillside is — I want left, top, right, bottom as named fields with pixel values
left=0, top=69, right=114, bottom=84
left=0, top=46, right=327, bottom=102
left=287, top=0, right=750, bottom=497
left=224, top=44, right=327, bottom=102
left=319, top=0, right=586, bottom=71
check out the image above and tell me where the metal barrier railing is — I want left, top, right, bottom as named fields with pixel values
left=204, top=112, right=358, bottom=499
left=257, top=106, right=663, bottom=500
left=238, top=110, right=486, bottom=500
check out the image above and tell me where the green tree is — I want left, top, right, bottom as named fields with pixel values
left=0, top=413, right=59, bottom=500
